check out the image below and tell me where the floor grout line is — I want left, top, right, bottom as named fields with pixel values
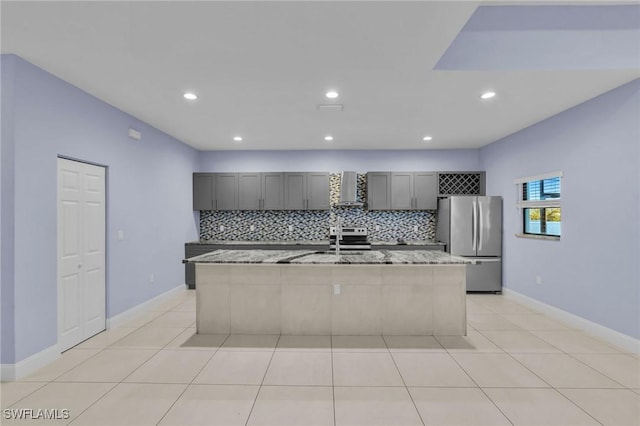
left=382, top=335, right=426, bottom=426
left=154, top=333, right=229, bottom=426
left=6, top=291, right=638, bottom=426
left=330, top=336, right=337, bottom=426
left=243, top=334, right=281, bottom=426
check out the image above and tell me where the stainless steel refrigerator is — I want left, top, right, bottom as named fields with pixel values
left=436, top=196, right=502, bottom=292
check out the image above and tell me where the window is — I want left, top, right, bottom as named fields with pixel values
left=515, top=172, right=562, bottom=238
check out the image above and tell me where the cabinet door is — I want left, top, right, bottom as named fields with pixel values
left=215, top=173, right=238, bottom=210
left=284, top=173, right=307, bottom=210
left=391, top=172, right=414, bottom=210
left=414, top=172, right=438, bottom=210
left=367, top=172, right=391, bottom=210
left=238, top=173, right=261, bottom=210
left=193, top=173, right=215, bottom=210
left=262, top=173, right=284, bottom=210
left=306, top=172, right=330, bottom=210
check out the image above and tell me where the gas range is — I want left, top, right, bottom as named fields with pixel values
left=329, top=226, right=371, bottom=251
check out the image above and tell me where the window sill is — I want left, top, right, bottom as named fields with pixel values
left=515, top=233, right=560, bottom=241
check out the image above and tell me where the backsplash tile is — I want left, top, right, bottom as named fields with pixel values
left=199, top=173, right=436, bottom=241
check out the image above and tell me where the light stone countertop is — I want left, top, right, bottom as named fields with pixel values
left=187, top=239, right=445, bottom=246
left=188, top=240, right=328, bottom=245
left=186, top=249, right=472, bottom=265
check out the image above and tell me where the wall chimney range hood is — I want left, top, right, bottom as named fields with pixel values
left=336, top=171, right=363, bottom=207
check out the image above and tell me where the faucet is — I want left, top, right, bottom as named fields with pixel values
left=335, top=216, right=343, bottom=256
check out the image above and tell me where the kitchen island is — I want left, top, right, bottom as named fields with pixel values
left=187, top=249, right=471, bottom=336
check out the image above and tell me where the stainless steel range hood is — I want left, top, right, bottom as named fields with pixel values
left=336, top=171, right=364, bottom=207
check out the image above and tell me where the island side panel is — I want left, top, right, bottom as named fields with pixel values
left=381, top=265, right=434, bottom=335
left=281, top=265, right=332, bottom=335
left=331, top=265, right=383, bottom=335
left=196, top=264, right=230, bottom=334
left=432, top=265, right=467, bottom=335
left=228, top=265, right=281, bottom=334
left=196, top=261, right=467, bottom=337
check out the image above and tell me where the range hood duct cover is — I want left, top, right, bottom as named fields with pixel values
left=337, top=171, right=364, bottom=207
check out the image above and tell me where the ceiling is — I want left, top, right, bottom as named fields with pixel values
left=2, top=1, right=638, bottom=151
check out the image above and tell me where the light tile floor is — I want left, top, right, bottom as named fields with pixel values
left=1, top=291, right=639, bottom=426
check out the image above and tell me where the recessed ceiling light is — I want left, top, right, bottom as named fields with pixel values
left=480, top=91, right=496, bottom=100
left=423, top=136, right=433, bottom=141
left=183, top=92, right=198, bottom=100
left=325, top=91, right=339, bottom=99
left=233, top=136, right=243, bottom=142
left=324, top=135, right=334, bottom=141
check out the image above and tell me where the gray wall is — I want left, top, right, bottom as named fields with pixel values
left=197, top=149, right=482, bottom=172
left=1, top=55, right=200, bottom=363
left=480, top=78, right=640, bottom=339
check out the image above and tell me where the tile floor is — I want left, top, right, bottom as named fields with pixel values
left=1, top=290, right=638, bottom=426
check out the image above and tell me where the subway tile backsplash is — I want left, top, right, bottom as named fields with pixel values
left=199, top=173, right=436, bottom=241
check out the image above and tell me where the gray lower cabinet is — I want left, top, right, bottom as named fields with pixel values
left=284, top=172, right=330, bottom=210
left=367, top=172, right=391, bottom=210
left=193, top=173, right=215, bottom=210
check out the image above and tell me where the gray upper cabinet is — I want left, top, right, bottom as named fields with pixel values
left=284, top=173, right=306, bottom=210
left=194, top=171, right=327, bottom=211
left=238, top=172, right=285, bottom=210
left=238, top=173, right=261, bottom=210
left=391, top=172, right=414, bottom=210
left=284, top=172, right=330, bottom=210
left=215, top=173, right=239, bottom=210
left=368, top=171, right=437, bottom=211
left=414, top=172, right=438, bottom=210
left=261, top=172, right=284, bottom=210
left=306, top=172, right=330, bottom=210
left=193, top=173, right=215, bottom=210
left=367, top=172, right=391, bottom=210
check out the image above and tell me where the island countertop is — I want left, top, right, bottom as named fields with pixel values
left=187, top=239, right=445, bottom=246
left=186, top=249, right=472, bottom=265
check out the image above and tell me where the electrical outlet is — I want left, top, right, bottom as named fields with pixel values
left=413, top=225, right=419, bottom=232
left=288, top=225, right=294, bottom=232
left=536, top=275, right=542, bottom=285
left=117, top=230, right=124, bottom=241
left=333, top=284, right=341, bottom=295
left=250, top=225, right=255, bottom=232
left=375, top=225, right=380, bottom=231
left=149, top=273, right=155, bottom=283
left=219, top=225, right=225, bottom=232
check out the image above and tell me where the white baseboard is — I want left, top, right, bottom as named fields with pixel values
left=106, top=285, right=186, bottom=329
left=0, top=344, right=60, bottom=382
left=1, top=285, right=188, bottom=382
left=503, top=288, right=640, bottom=354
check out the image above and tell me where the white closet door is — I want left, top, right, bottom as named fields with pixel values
left=57, top=158, right=106, bottom=351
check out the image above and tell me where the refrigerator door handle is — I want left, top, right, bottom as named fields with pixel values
left=472, top=200, right=477, bottom=251
left=478, top=200, right=484, bottom=251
